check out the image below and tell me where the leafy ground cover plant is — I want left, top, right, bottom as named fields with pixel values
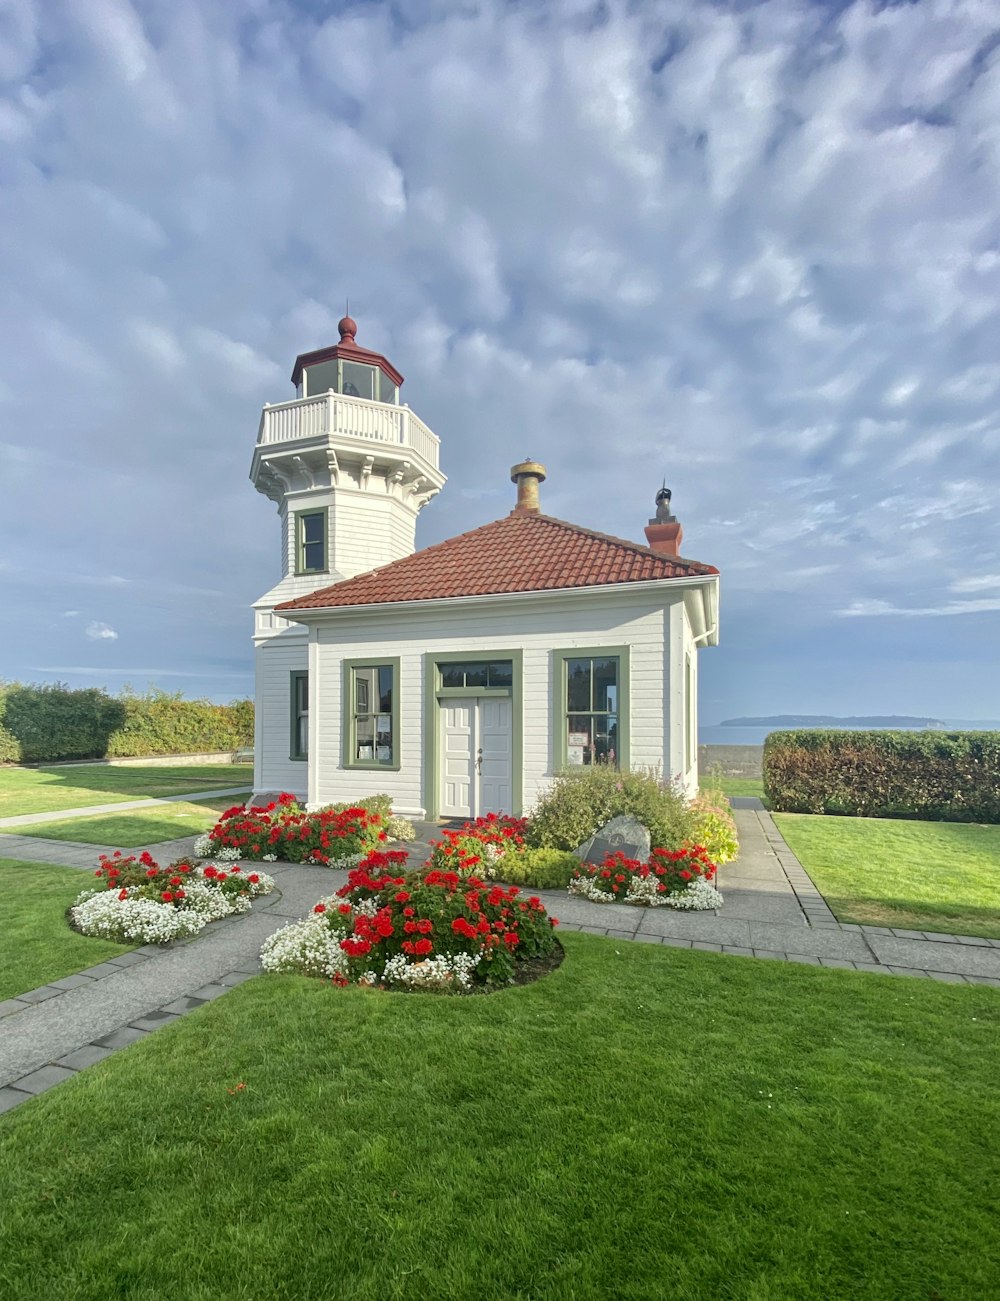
left=527, top=766, right=695, bottom=852
left=192, top=793, right=386, bottom=866
left=569, top=845, right=723, bottom=910
left=687, top=790, right=739, bottom=865
left=500, top=846, right=582, bottom=889
left=71, top=850, right=275, bottom=944
left=261, top=849, right=559, bottom=992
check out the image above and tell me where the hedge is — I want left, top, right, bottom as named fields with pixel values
left=0, top=682, right=254, bottom=764
left=763, top=730, right=1000, bottom=823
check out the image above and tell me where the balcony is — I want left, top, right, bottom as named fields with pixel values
left=257, top=391, right=440, bottom=472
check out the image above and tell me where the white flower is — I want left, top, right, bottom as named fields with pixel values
left=192, top=834, right=215, bottom=857
left=381, top=952, right=481, bottom=990
left=661, top=879, right=724, bottom=910
left=72, top=891, right=205, bottom=944
left=259, top=914, right=348, bottom=978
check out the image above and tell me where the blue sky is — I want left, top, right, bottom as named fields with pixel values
left=1, top=0, right=999, bottom=724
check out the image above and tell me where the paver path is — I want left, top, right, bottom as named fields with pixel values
left=0, top=787, right=251, bottom=829
left=2, top=801, right=998, bottom=1116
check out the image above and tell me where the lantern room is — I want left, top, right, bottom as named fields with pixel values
left=290, top=314, right=404, bottom=404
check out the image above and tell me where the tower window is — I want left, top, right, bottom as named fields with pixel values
left=290, top=671, right=308, bottom=761
left=295, top=509, right=327, bottom=574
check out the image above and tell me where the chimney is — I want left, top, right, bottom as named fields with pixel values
left=510, top=459, right=547, bottom=513
left=644, top=484, right=683, bottom=558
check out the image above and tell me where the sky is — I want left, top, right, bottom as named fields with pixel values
left=1, top=0, right=999, bottom=725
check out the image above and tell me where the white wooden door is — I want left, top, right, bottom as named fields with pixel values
left=441, top=702, right=475, bottom=819
left=439, top=698, right=513, bottom=819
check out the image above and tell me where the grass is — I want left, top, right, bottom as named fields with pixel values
left=775, top=813, right=1000, bottom=939
left=12, top=796, right=249, bottom=848
left=0, top=764, right=254, bottom=818
left=0, top=859, right=133, bottom=1000
left=0, top=934, right=998, bottom=1300
left=702, top=775, right=764, bottom=800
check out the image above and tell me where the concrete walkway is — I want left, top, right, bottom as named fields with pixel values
left=1, top=800, right=998, bottom=1116
left=0, top=787, right=251, bottom=829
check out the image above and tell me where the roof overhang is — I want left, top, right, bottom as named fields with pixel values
left=277, top=572, right=721, bottom=641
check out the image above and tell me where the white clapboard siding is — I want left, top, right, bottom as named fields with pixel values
left=305, top=588, right=686, bottom=817
left=254, top=633, right=309, bottom=798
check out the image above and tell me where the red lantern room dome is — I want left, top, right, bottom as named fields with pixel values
left=291, top=313, right=404, bottom=404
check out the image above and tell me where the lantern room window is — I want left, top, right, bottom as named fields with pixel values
left=301, top=358, right=398, bottom=404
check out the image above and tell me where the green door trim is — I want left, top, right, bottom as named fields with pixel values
left=422, top=649, right=524, bottom=820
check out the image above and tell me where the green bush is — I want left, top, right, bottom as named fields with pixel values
left=0, top=681, right=253, bottom=763
left=763, top=730, right=1000, bottom=823
left=500, top=847, right=581, bottom=890
left=527, top=767, right=695, bottom=852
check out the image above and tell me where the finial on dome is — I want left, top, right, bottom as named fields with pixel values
left=338, top=311, right=357, bottom=344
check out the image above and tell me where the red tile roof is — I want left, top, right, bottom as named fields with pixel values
left=276, top=511, right=718, bottom=612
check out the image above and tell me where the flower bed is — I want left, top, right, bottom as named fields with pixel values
left=568, top=845, right=724, bottom=910
left=261, top=849, right=559, bottom=992
left=71, top=850, right=276, bottom=944
left=192, top=793, right=386, bottom=866
left=425, top=813, right=529, bottom=878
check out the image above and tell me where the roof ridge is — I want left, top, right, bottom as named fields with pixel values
left=530, top=511, right=714, bottom=572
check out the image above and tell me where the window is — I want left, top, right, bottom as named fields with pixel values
left=295, top=509, right=327, bottom=574
left=437, top=660, right=513, bottom=690
left=341, top=361, right=376, bottom=399
left=302, top=360, right=339, bottom=396
left=290, top=671, right=308, bottom=761
left=553, top=648, right=629, bottom=771
left=344, top=659, right=400, bottom=768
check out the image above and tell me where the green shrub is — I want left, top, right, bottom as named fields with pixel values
left=688, top=791, right=739, bottom=864
left=526, top=767, right=695, bottom=851
left=0, top=681, right=253, bottom=764
left=501, top=847, right=581, bottom=890
left=763, top=730, right=1000, bottom=823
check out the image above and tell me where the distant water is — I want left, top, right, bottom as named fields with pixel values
left=699, top=720, right=1000, bottom=747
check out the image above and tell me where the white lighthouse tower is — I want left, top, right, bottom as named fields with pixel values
left=249, top=313, right=446, bottom=796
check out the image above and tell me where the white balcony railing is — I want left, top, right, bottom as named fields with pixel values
left=257, top=391, right=440, bottom=470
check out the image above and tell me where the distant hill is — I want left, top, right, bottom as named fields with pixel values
left=719, top=715, right=945, bottom=728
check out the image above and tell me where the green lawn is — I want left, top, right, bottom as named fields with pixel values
left=775, top=813, right=1000, bottom=938
left=12, top=796, right=249, bottom=848
left=705, top=775, right=764, bottom=799
left=1, top=935, right=998, bottom=1300
left=0, top=764, right=253, bottom=819
left=0, top=859, right=134, bottom=1000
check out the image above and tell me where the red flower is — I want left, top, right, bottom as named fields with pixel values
left=146, top=869, right=158, bottom=879
left=394, top=891, right=410, bottom=903
left=248, top=874, right=260, bottom=884
left=118, top=889, right=128, bottom=901
left=314, top=903, right=327, bottom=914
left=161, top=891, right=174, bottom=902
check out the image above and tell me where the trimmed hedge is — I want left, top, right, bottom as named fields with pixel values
left=0, top=682, right=253, bottom=764
left=763, top=730, right=1000, bottom=823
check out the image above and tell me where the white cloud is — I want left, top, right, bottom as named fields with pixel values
left=62, top=610, right=81, bottom=617
left=838, top=597, right=1000, bottom=618
left=0, top=0, right=998, bottom=715
left=85, top=621, right=118, bottom=641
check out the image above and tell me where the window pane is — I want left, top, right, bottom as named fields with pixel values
left=378, top=664, right=393, bottom=713
left=356, top=714, right=374, bottom=761
left=302, top=541, right=322, bottom=570
left=304, top=360, right=338, bottom=395
left=463, top=663, right=488, bottom=687
left=439, top=663, right=465, bottom=688
left=566, top=659, right=592, bottom=712
left=376, top=371, right=397, bottom=404
left=376, top=714, right=393, bottom=763
left=355, top=667, right=375, bottom=714
left=593, top=658, right=618, bottom=713
left=341, top=361, right=375, bottom=399
left=296, top=676, right=308, bottom=712
left=301, top=514, right=323, bottom=544
left=566, top=715, right=593, bottom=766
left=297, top=713, right=308, bottom=756
left=487, top=660, right=513, bottom=688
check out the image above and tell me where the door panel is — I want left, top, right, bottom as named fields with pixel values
left=439, top=697, right=513, bottom=819
left=441, top=702, right=474, bottom=819
left=478, top=697, right=512, bottom=814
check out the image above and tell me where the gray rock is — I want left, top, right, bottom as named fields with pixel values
left=575, top=815, right=651, bottom=865
left=246, top=791, right=283, bottom=810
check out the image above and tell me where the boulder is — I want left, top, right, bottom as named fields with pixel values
left=574, top=814, right=651, bottom=865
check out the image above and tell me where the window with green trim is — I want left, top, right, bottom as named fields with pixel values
left=438, top=659, right=513, bottom=689
left=295, top=510, right=327, bottom=574
left=290, top=671, right=308, bottom=760
left=564, top=655, right=620, bottom=767
left=346, top=662, right=398, bottom=766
